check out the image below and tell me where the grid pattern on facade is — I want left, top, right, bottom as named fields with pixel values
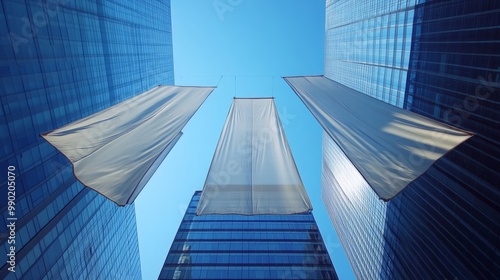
left=405, top=1, right=499, bottom=144
left=322, top=134, right=387, bottom=280
left=159, top=192, right=338, bottom=280
left=0, top=0, right=174, bottom=278
left=322, top=1, right=499, bottom=279
left=7, top=182, right=142, bottom=279
left=396, top=1, right=500, bottom=278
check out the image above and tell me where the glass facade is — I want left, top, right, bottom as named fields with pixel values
left=322, top=134, right=387, bottom=279
left=159, top=191, right=338, bottom=279
left=325, top=0, right=419, bottom=108
left=323, top=0, right=499, bottom=279
left=0, top=0, right=174, bottom=278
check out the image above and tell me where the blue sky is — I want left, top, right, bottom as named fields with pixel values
left=135, top=1, right=356, bottom=279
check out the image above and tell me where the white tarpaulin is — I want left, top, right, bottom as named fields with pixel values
left=42, top=85, right=214, bottom=206
left=196, top=98, right=312, bottom=215
left=284, top=75, right=473, bottom=201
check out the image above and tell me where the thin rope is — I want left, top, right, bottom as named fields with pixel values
left=271, top=76, right=275, bottom=98
left=216, top=75, right=223, bottom=87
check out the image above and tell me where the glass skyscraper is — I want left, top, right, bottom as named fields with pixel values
left=323, top=0, right=499, bottom=279
left=158, top=191, right=338, bottom=280
left=1, top=0, right=174, bottom=278
left=325, top=0, right=417, bottom=108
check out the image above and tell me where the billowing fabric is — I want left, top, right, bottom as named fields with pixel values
left=42, top=85, right=214, bottom=206
left=196, top=98, right=312, bottom=215
left=284, top=76, right=473, bottom=201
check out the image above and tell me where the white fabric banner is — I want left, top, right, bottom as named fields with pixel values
left=196, top=98, right=313, bottom=215
left=284, top=76, right=472, bottom=201
left=42, top=85, right=214, bottom=206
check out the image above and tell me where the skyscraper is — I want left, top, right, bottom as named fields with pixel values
left=320, top=0, right=499, bottom=279
left=158, top=191, right=338, bottom=280
left=1, top=0, right=174, bottom=278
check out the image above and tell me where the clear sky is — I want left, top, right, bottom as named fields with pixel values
left=135, top=1, right=356, bottom=279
